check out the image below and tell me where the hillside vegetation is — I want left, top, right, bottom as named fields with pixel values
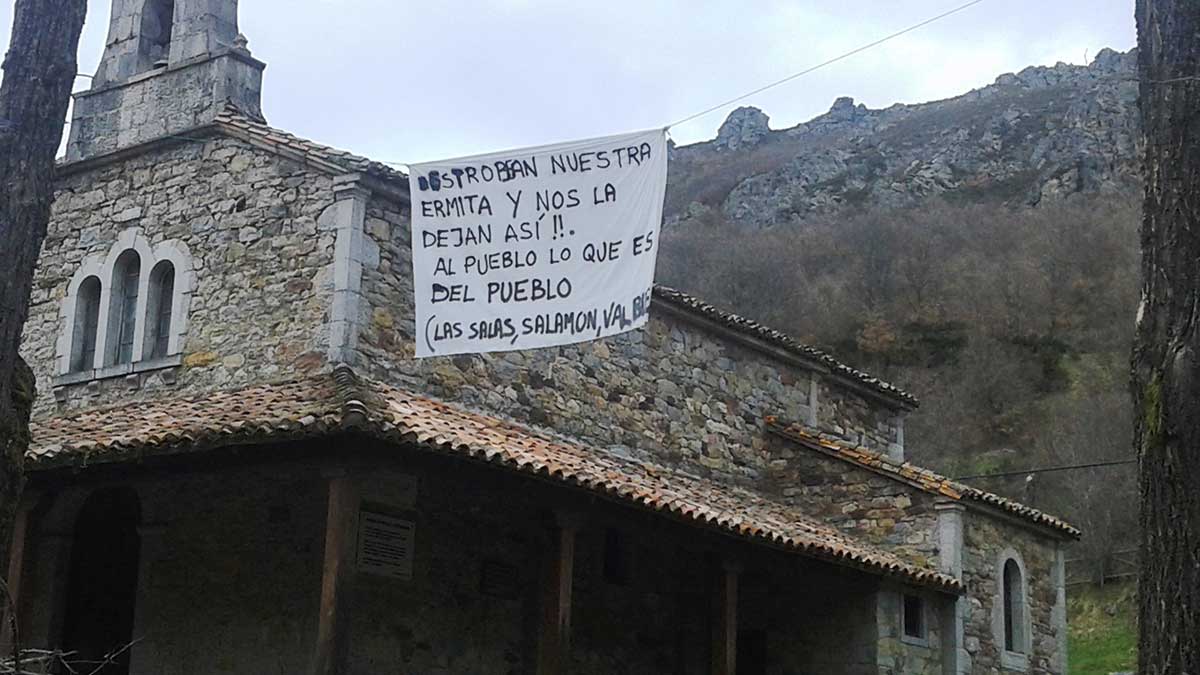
left=657, top=49, right=1143, bottom=558
left=1070, top=583, right=1137, bottom=674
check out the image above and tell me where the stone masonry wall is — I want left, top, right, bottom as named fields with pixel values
left=766, top=435, right=941, bottom=570
left=23, top=137, right=339, bottom=416
left=20, top=465, right=325, bottom=675
left=962, top=517, right=1063, bottom=674
left=352, top=194, right=905, bottom=483
left=347, top=465, right=535, bottom=674
left=876, top=588, right=944, bottom=675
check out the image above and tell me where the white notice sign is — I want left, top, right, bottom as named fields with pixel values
left=410, top=129, right=668, bottom=357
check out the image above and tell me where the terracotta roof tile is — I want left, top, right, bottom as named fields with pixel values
left=212, top=106, right=409, bottom=186
left=29, top=368, right=960, bottom=593
left=30, top=377, right=344, bottom=465
left=766, top=420, right=1080, bottom=539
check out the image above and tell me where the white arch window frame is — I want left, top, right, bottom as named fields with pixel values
left=57, top=228, right=194, bottom=377
left=993, top=547, right=1032, bottom=672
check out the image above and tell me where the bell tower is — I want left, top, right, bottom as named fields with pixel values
left=66, top=0, right=265, bottom=161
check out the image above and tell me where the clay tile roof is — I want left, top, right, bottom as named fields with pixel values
left=212, top=105, right=409, bottom=186
left=651, top=286, right=918, bottom=408
left=766, top=420, right=1081, bottom=539
left=29, top=368, right=960, bottom=593
left=30, top=378, right=344, bottom=465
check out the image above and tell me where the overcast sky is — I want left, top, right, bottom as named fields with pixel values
left=3, top=1, right=1135, bottom=164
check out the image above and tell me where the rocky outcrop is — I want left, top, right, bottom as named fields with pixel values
left=715, top=106, right=771, bottom=150
left=666, top=49, right=1140, bottom=229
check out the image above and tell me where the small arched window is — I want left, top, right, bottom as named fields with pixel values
left=145, top=261, right=175, bottom=359
left=70, top=276, right=102, bottom=372
left=1002, top=557, right=1026, bottom=653
left=107, top=250, right=142, bottom=366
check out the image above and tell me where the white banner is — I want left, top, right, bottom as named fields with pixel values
left=410, top=129, right=668, bottom=357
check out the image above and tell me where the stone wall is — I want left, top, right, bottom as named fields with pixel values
left=766, top=436, right=941, bottom=570
left=67, top=54, right=264, bottom=161
left=352, top=193, right=905, bottom=484
left=20, top=465, right=325, bottom=675
left=876, top=588, right=944, bottom=675
left=961, top=516, right=1064, bottom=674
left=23, top=137, right=339, bottom=416
left=347, top=465, right=534, bottom=674
left=740, top=561, right=886, bottom=675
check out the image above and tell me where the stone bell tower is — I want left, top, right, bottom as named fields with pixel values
left=65, top=0, right=265, bottom=161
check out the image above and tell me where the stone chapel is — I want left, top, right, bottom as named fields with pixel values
left=4, top=1, right=1077, bottom=673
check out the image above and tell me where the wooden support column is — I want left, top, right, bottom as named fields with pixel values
left=311, top=475, right=359, bottom=675
left=712, top=560, right=741, bottom=675
left=1, top=493, right=38, bottom=650
left=537, top=511, right=582, bottom=675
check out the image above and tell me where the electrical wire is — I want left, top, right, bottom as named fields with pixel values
left=379, top=0, right=990, bottom=166
left=60, top=0, right=993, bottom=167
left=666, top=0, right=989, bottom=129
left=955, top=458, right=1136, bottom=481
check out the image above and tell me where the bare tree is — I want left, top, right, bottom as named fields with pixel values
left=1132, top=0, right=1200, bottom=672
left=0, top=0, right=87, bottom=568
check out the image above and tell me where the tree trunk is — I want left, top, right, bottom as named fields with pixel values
left=0, top=0, right=87, bottom=583
left=1133, top=1, right=1200, bottom=673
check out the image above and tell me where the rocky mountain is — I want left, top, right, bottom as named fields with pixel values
left=665, top=48, right=1140, bottom=228
left=655, top=49, right=1144, bottom=555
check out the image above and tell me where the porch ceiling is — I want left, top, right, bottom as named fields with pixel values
left=29, top=366, right=962, bottom=594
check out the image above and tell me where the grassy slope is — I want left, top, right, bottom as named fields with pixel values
left=1069, top=582, right=1136, bottom=674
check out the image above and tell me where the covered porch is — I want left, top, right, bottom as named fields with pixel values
left=7, top=371, right=959, bottom=674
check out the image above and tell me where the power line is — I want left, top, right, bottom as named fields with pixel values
left=667, top=0, right=989, bottom=129
left=343, top=0, right=993, bottom=167
left=63, top=1, right=990, bottom=169
left=955, top=458, right=1136, bottom=481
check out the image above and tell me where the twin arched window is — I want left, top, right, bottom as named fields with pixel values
left=61, top=230, right=191, bottom=376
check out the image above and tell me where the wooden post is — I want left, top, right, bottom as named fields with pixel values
left=537, top=511, right=582, bottom=675
left=712, top=561, right=741, bottom=675
left=1, top=493, right=38, bottom=650
left=311, top=475, right=358, bottom=675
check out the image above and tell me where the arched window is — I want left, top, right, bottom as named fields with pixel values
left=58, top=231, right=193, bottom=379
left=61, top=488, right=141, bottom=675
left=1002, top=558, right=1026, bottom=652
left=107, top=250, right=141, bottom=366
left=139, top=0, right=175, bottom=68
left=70, top=276, right=102, bottom=372
left=145, top=261, right=175, bottom=359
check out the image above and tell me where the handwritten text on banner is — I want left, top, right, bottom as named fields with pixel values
left=410, top=129, right=669, bottom=357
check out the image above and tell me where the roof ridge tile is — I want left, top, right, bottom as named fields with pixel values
left=766, top=420, right=1079, bottom=538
